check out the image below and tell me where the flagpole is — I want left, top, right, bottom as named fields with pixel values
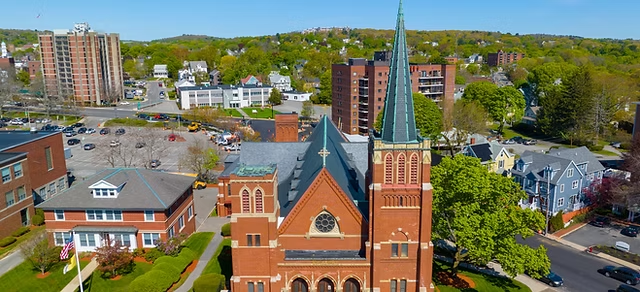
left=73, top=231, right=84, bottom=292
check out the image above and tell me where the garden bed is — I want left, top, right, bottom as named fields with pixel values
left=593, top=245, right=640, bottom=265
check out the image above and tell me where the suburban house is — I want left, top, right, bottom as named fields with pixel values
left=268, top=71, right=292, bottom=92
left=209, top=70, right=221, bottom=85
left=0, top=131, right=68, bottom=238
left=38, top=168, right=196, bottom=251
left=461, top=141, right=514, bottom=175
left=174, top=79, right=195, bottom=94
left=282, top=90, right=312, bottom=102
left=153, top=65, right=168, bottom=79
left=178, top=84, right=273, bottom=110
left=511, top=147, right=605, bottom=216
left=241, top=75, right=261, bottom=86
left=188, top=61, right=208, bottom=74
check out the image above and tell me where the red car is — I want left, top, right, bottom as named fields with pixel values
left=168, top=134, right=176, bottom=142
left=158, top=82, right=163, bottom=87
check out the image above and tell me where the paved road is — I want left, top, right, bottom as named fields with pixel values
left=0, top=251, right=24, bottom=277
left=564, top=223, right=640, bottom=255
left=146, top=81, right=163, bottom=104
left=519, top=235, right=624, bottom=292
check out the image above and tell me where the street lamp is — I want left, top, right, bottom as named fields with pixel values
left=544, top=165, right=553, bottom=235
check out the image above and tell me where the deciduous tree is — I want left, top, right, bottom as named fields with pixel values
left=314, top=70, right=332, bottom=104
left=179, top=139, right=219, bottom=176
left=301, top=100, right=315, bottom=120
left=441, top=99, right=489, bottom=156
left=268, top=88, right=282, bottom=105
left=20, top=233, right=59, bottom=275
left=431, top=155, right=550, bottom=278
left=95, top=241, right=134, bottom=278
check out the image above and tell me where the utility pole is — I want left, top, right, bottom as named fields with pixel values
left=544, top=165, right=552, bottom=235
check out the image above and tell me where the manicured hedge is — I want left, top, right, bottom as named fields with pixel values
left=0, top=237, right=16, bottom=247
left=193, top=273, right=225, bottom=292
left=179, top=247, right=196, bottom=262
left=153, top=263, right=181, bottom=283
left=221, top=223, right=231, bottom=237
left=143, top=248, right=164, bottom=263
left=129, top=270, right=174, bottom=292
left=31, top=215, right=44, bottom=226
left=11, top=226, right=30, bottom=237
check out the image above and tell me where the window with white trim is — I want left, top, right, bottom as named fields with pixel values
left=55, top=210, right=65, bottom=220
left=572, top=180, right=579, bottom=189
left=57, top=178, right=65, bottom=191
left=168, top=225, right=175, bottom=238
left=92, top=188, right=118, bottom=198
left=178, top=215, right=185, bottom=230
left=567, top=168, right=573, bottom=177
left=144, top=210, right=154, bottom=221
left=79, top=233, right=96, bottom=247
left=2, top=167, right=11, bottom=183
left=5, top=190, right=14, bottom=207
left=13, top=163, right=22, bottom=178
left=112, top=233, right=131, bottom=246
left=86, top=210, right=122, bottom=221
left=17, top=186, right=26, bottom=201
left=143, top=233, right=160, bottom=247
left=557, top=198, right=564, bottom=207
left=53, top=232, right=71, bottom=246
left=188, top=206, right=193, bottom=219
left=560, top=184, right=565, bottom=193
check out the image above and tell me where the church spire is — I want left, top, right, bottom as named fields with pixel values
left=380, top=0, right=418, bottom=143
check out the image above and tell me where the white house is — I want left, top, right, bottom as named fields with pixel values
left=282, top=91, right=312, bottom=102
left=268, top=72, right=292, bottom=92
left=189, top=61, right=208, bottom=74
left=153, top=65, right=168, bottom=79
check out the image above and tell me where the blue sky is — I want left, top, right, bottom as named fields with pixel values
left=1, top=0, right=637, bottom=41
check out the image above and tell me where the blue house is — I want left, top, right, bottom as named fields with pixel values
left=511, top=147, right=605, bottom=215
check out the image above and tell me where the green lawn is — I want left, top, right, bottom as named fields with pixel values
left=78, top=262, right=152, bottom=292
left=209, top=208, right=218, bottom=217
left=492, top=125, right=534, bottom=140
left=183, top=232, right=215, bottom=258
left=201, top=238, right=232, bottom=278
left=434, top=261, right=531, bottom=292
left=0, top=226, right=45, bottom=258
left=593, top=149, right=620, bottom=157
left=243, top=107, right=280, bottom=119
left=0, top=259, right=89, bottom=292
left=103, top=118, right=166, bottom=128
left=222, top=109, right=243, bottom=118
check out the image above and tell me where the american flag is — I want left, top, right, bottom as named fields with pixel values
left=59, top=234, right=74, bottom=260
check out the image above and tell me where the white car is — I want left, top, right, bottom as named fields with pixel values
left=86, top=128, right=96, bottom=134
left=9, top=119, right=23, bottom=125
left=109, top=140, right=121, bottom=147
left=119, top=101, right=130, bottom=105
left=224, top=144, right=241, bottom=151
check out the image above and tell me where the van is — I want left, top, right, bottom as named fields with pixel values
left=616, top=241, right=631, bottom=253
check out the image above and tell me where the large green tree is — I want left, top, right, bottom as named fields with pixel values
left=432, top=155, right=550, bottom=278
left=462, top=82, right=525, bottom=133
left=441, top=99, right=489, bottom=156
left=314, top=70, right=332, bottom=104
left=373, top=93, right=443, bottom=140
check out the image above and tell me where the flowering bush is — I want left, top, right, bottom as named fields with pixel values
left=156, top=233, right=187, bottom=256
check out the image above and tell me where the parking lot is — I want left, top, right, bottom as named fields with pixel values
left=564, top=223, right=640, bottom=253
left=63, top=126, right=216, bottom=179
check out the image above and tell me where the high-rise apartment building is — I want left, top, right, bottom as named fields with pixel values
left=487, top=50, right=525, bottom=67
left=332, top=52, right=455, bottom=135
left=38, top=23, right=123, bottom=105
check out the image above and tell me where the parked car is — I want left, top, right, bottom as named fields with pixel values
left=100, top=128, right=110, bottom=135
left=119, top=101, right=130, bottom=105
left=115, top=128, right=126, bottom=135
left=65, top=131, right=77, bottom=137
left=86, top=128, right=96, bottom=134
left=109, top=140, right=120, bottom=147
left=0, top=122, right=6, bottom=128
left=67, top=138, right=81, bottom=145
left=135, top=142, right=146, bottom=149
left=600, top=266, right=640, bottom=285
left=77, top=127, right=87, bottom=134
left=224, top=144, right=241, bottom=151
left=9, top=119, right=23, bottom=125
left=168, top=134, right=176, bottom=141
left=83, top=143, right=96, bottom=150
left=622, top=226, right=639, bottom=237
left=618, top=284, right=640, bottom=292
left=535, top=271, right=563, bottom=287
left=73, top=122, right=84, bottom=127
left=138, top=113, right=148, bottom=120
left=150, top=159, right=161, bottom=168
left=590, top=216, right=611, bottom=227
left=524, top=139, right=538, bottom=145
left=159, top=91, right=165, bottom=97
left=611, top=142, right=623, bottom=149
left=503, top=139, right=516, bottom=145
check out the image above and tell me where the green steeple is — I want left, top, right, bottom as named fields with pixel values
left=380, top=0, right=418, bottom=143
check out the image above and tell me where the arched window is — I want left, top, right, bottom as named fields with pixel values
left=292, top=278, right=309, bottom=292
left=254, top=189, right=263, bottom=213
left=343, top=278, right=360, bottom=292
left=397, top=154, right=406, bottom=184
left=317, top=279, right=335, bottom=292
left=384, top=153, right=393, bottom=184
left=241, top=190, right=250, bottom=213
left=410, top=153, right=419, bottom=185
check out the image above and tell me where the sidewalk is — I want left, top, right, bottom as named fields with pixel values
left=60, top=258, right=98, bottom=292
left=236, top=108, right=250, bottom=119
left=488, top=262, right=557, bottom=292
left=546, top=233, right=640, bottom=270
left=174, top=229, right=224, bottom=292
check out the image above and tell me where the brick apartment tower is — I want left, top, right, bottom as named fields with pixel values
left=487, top=50, right=525, bottom=67
left=332, top=50, right=455, bottom=135
left=38, top=23, right=123, bottom=105
left=275, top=113, right=299, bottom=142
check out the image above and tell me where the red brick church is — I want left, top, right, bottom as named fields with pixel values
left=218, top=1, right=435, bottom=291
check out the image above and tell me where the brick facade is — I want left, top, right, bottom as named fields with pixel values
left=0, top=155, right=33, bottom=239
left=487, top=50, right=525, bottom=67
left=275, top=113, right=299, bottom=142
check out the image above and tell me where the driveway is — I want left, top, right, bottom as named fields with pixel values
left=274, top=100, right=330, bottom=119
left=564, top=223, right=640, bottom=254
left=0, top=251, right=24, bottom=277
left=192, top=188, right=221, bottom=231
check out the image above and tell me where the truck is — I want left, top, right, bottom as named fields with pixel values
left=187, top=122, right=202, bottom=132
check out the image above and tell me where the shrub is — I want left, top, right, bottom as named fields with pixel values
left=156, top=233, right=186, bottom=256
left=154, top=256, right=190, bottom=273
left=193, top=273, right=225, bottom=292
left=0, top=236, right=17, bottom=247
left=621, top=142, right=633, bottom=150
left=587, top=144, right=604, bottom=151
left=221, top=223, right=231, bottom=237
left=153, top=263, right=181, bottom=283
left=179, top=247, right=197, bottom=262
left=11, top=226, right=30, bottom=237
left=32, top=215, right=44, bottom=226
left=95, top=241, right=134, bottom=278
left=132, top=248, right=145, bottom=257
left=143, top=248, right=165, bottom=263
left=550, top=210, right=565, bottom=233
left=129, top=271, right=173, bottom=292
left=35, top=208, right=44, bottom=217
left=152, top=256, right=174, bottom=266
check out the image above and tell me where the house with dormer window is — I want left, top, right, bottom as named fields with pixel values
left=511, top=147, right=605, bottom=216
left=38, top=168, right=196, bottom=251
left=461, top=141, right=514, bottom=175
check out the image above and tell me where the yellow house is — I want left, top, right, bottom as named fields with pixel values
left=461, top=141, right=515, bottom=175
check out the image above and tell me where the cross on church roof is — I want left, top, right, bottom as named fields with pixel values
left=318, top=148, right=331, bottom=166
left=319, top=115, right=330, bottom=167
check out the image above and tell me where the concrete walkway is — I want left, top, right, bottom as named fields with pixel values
left=175, top=217, right=229, bottom=292
left=0, top=251, right=24, bottom=277
left=60, top=258, right=98, bottom=292
left=547, top=233, right=640, bottom=270
left=236, top=108, right=250, bottom=119
left=488, top=262, right=557, bottom=292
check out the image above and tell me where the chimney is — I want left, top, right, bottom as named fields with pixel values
left=274, top=113, right=299, bottom=142
left=470, top=137, right=476, bottom=145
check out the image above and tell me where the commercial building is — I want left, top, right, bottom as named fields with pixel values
left=38, top=22, right=123, bottom=105
left=38, top=169, right=196, bottom=252
left=0, top=131, right=68, bottom=238
left=178, top=84, right=273, bottom=110
left=487, top=50, right=525, bottom=67
left=332, top=52, right=455, bottom=135
left=217, top=2, right=435, bottom=291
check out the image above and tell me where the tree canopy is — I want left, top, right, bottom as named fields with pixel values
left=374, top=92, right=443, bottom=140
left=431, top=155, right=550, bottom=277
left=462, top=82, right=525, bottom=133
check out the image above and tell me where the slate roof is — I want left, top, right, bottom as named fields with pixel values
left=512, top=151, right=572, bottom=184
left=466, top=142, right=509, bottom=163
left=0, top=131, right=61, bottom=152
left=37, top=169, right=195, bottom=210
left=548, top=146, right=605, bottom=174
left=189, top=61, right=207, bottom=70
left=153, top=64, right=167, bottom=71
left=269, top=73, right=291, bottom=84
left=380, top=1, right=418, bottom=144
